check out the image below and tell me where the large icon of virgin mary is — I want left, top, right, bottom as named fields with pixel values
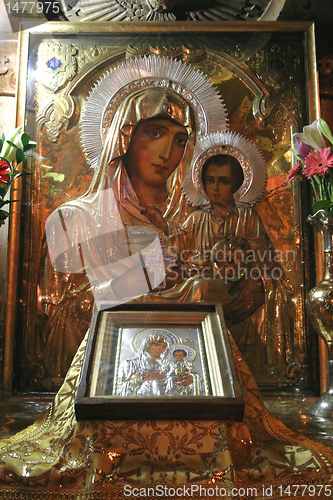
left=43, top=56, right=228, bottom=378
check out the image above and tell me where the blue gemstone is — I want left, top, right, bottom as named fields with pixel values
left=46, top=57, right=62, bottom=70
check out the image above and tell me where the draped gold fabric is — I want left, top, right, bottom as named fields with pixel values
left=0, top=333, right=332, bottom=499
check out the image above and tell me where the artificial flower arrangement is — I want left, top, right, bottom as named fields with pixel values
left=0, top=127, right=36, bottom=222
left=287, top=118, right=333, bottom=213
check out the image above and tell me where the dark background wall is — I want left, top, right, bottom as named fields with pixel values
left=280, top=0, right=333, bottom=129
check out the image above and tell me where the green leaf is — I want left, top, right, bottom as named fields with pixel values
left=21, top=132, right=30, bottom=146
left=312, top=199, right=333, bottom=212
left=15, top=149, right=25, bottom=163
left=6, top=140, right=18, bottom=149
left=318, top=119, right=333, bottom=146
left=0, top=209, right=9, bottom=218
left=23, top=142, right=36, bottom=152
left=0, top=199, right=18, bottom=207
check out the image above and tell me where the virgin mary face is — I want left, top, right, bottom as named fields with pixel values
left=147, top=340, right=168, bottom=360
left=124, top=118, right=188, bottom=189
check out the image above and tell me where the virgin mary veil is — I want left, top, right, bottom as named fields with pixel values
left=45, top=88, right=196, bottom=304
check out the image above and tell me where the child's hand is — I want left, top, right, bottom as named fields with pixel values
left=176, top=375, right=193, bottom=386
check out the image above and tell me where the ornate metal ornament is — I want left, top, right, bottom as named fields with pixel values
left=60, top=0, right=285, bottom=22
left=36, top=41, right=77, bottom=94
left=182, top=131, right=267, bottom=206
left=80, top=55, right=228, bottom=168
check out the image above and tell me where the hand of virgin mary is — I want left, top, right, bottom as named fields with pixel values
left=141, top=206, right=169, bottom=235
left=143, top=371, right=166, bottom=381
left=111, top=262, right=158, bottom=299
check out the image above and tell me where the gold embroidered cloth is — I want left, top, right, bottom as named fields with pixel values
left=0, top=336, right=332, bottom=499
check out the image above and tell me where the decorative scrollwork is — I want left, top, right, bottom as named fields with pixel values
left=36, top=41, right=77, bottom=93
left=0, top=52, right=16, bottom=97
left=277, top=355, right=312, bottom=392
left=35, top=41, right=112, bottom=143
left=36, top=95, right=75, bottom=143
left=60, top=0, right=283, bottom=22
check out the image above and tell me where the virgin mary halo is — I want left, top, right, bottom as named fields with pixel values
left=131, top=328, right=182, bottom=354
left=80, top=55, right=228, bottom=168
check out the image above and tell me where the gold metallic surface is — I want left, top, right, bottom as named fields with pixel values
left=81, top=56, right=227, bottom=168
left=3, top=32, right=29, bottom=396
left=58, top=0, right=284, bottom=23
left=2, top=19, right=333, bottom=498
left=3, top=181, right=21, bottom=396
left=306, top=23, right=320, bottom=124
left=20, top=20, right=315, bottom=34
left=6, top=21, right=318, bottom=394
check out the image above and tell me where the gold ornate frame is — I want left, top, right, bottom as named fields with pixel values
left=4, top=21, right=319, bottom=395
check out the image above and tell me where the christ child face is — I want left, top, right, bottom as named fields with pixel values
left=173, top=350, right=186, bottom=362
left=125, top=118, right=188, bottom=188
left=203, top=163, right=235, bottom=210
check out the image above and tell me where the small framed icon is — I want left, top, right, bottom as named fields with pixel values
left=75, top=302, right=244, bottom=421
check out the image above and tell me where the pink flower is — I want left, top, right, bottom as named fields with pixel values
left=303, top=147, right=333, bottom=178
left=296, top=140, right=310, bottom=158
left=0, top=158, right=10, bottom=186
left=286, top=161, right=302, bottom=183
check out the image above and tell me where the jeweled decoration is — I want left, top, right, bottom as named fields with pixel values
left=46, top=57, right=62, bottom=71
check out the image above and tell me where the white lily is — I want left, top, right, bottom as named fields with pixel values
left=0, top=127, right=23, bottom=163
left=293, top=119, right=326, bottom=151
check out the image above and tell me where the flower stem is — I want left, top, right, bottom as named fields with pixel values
left=310, top=177, right=320, bottom=202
